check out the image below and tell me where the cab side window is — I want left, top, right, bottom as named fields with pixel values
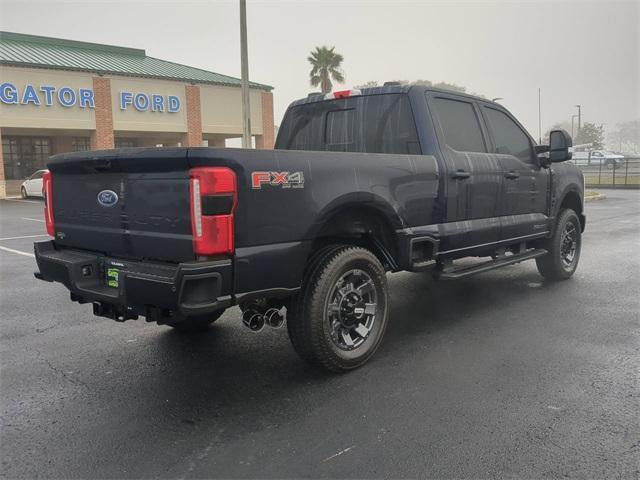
left=431, top=97, right=487, bottom=153
left=483, top=107, right=534, bottom=163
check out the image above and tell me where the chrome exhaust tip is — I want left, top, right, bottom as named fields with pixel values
left=242, top=310, right=265, bottom=332
left=264, top=308, right=285, bottom=329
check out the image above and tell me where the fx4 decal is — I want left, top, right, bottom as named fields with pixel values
left=251, top=171, right=305, bottom=189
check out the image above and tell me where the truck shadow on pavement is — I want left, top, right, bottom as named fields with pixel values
left=148, top=267, right=558, bottom=425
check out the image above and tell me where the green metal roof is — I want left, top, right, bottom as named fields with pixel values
left=0, top=31, right=272, bottom=91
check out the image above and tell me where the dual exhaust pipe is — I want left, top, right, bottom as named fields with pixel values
left=242, top=308, right=284, bottom=332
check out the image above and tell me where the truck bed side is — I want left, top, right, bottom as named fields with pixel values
left=187, top=147, right=440, bottom=295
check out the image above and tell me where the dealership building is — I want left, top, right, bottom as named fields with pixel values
left=0, top=31, right=274, bottom=197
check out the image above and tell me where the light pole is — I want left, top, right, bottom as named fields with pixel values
left=538, top=88, right=542, bottom=144
left=239, top=0, right=251, bottom=148
left=571, top=114, right=578, bottom=139
left=575, top=104, right=581, bottom=134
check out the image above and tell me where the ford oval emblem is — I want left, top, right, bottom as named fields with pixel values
left=97, top=189, right=119, bottom=207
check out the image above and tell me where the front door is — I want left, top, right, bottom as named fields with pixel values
left=428, top=94, right=502, bottom=253
left=480, top=105, right=550, bottom=241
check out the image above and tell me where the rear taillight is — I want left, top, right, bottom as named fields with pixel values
left=42, top=170, right=55, bottom=237
left=189, top=167, right=237, bottom=256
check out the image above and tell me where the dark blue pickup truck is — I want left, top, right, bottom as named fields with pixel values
left=34, top=84, right=585, bottom=372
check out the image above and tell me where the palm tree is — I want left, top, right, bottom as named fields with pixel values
left=308, top=46, right=345, bottom=94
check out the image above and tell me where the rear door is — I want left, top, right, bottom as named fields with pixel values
left=480, top=105, right=550, bottom=240
left=427, top=93, right=502, bottom=252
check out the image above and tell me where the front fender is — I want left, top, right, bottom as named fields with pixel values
left=550, top=163, right=586, bottom=232
left=550, top=164, right=584, bottom=212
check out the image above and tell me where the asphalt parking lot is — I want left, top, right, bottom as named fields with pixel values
left=1, top=191, right=638, bottom=479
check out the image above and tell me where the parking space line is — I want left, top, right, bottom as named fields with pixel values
left=0, top=245, right=35, bottom=258
left=2, top=198, right=42, bottom=204
left=0, top=234, right=49, bottom=241
left=21, top=217, right=45, bottom=223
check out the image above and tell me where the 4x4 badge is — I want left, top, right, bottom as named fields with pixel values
left=251, top=171, right=304, bottom=189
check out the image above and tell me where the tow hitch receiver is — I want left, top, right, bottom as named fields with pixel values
left=92, top=302, right=139, bottom=322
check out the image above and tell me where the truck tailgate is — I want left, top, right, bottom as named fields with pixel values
left=48, top=148, right=194, bottom=263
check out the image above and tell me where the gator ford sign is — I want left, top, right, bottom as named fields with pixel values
left=0, top=83, right=181, bottom=113
left=118, top=91, right=181, bottom=112
left=1, top=82, right=95, bottom=108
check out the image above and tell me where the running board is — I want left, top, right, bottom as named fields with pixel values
left=438, top=249, right=548, bottom=280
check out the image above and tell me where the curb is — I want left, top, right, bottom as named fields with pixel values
left=585, top=192, right=606, bottom=202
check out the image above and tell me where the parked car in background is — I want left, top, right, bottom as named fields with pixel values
left=572, top=150, right=625, bottom=169
left=20, top=170, right=47, bottom=198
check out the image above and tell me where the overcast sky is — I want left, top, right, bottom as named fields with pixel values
left=2, top=0, right=638, bottom=140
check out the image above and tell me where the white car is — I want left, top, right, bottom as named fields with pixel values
left=572, top=150, right=625, bottom=169
left=20, top=169, right=47, bottom=198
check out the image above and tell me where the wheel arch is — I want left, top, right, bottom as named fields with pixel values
left=305, top=194, right=403, bottom=271
left=557, top=188, right=585, bottom=232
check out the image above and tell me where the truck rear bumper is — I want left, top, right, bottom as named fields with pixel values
left=34, top=241, right=233, bottom=322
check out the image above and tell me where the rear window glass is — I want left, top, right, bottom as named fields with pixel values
left=431, top=97, right=486, bottom=153
left=276, top=94, right=420, bottom=154
left=325, top=109, right=355, bottom=146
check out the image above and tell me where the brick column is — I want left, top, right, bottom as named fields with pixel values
left=90, top=77, right=115, bottom=150
left=0, top=129, right=5, bottom=199
left=184, top=84, right=203, bottom=147
left=256, top=91, right=275, bottom=149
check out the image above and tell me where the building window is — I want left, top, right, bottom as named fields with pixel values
left=2, top=136, right=51, bottom=180
left=72, top=137, right=91, bottom=152
left=115, top=138, right=136, bottom=148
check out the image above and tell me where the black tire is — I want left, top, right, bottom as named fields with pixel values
left=286, top=244, right=346, bottom=362
left=21, top=187, right=28, bottom=199
left=287, top=245, right=389, bottom=372
left=536, top=209, right=582, bottom=280
left=166, top=309, right=225, bottom=333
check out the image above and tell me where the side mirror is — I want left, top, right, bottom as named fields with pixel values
left=549, top=129, right=573, bottom=162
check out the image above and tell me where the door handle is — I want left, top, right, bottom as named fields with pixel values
left=504, top=171, right=520, bottom=179
left=451, top=170, right=470, bottom=180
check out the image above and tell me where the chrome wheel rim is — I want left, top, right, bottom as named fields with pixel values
left=326, top=269, right=378, bottom=351
left=560, top=221, right=578, bottom=269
